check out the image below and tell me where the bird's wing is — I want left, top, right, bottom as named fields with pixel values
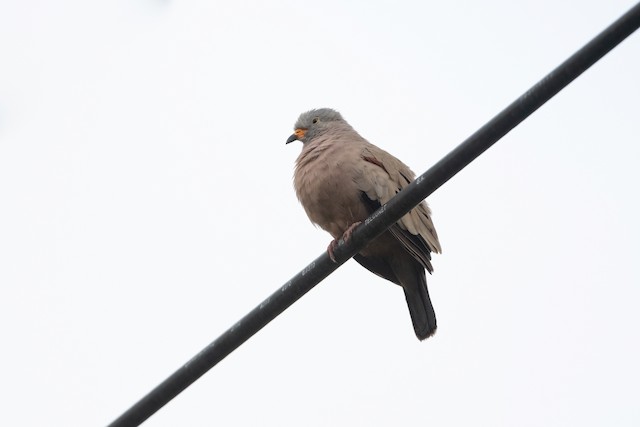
left=355, top=144, right=441, bottom=269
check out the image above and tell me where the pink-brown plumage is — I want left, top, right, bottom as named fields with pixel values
left=287, top=108, right=441, bottom=340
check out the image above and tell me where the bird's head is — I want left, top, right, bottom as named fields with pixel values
left=286, top=108, right=345, bottom=145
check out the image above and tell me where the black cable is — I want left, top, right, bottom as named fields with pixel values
left=107, top=3, right=640, bottom=426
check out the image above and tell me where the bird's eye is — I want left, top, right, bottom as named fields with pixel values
left=312, top=117, right=319, bottom=124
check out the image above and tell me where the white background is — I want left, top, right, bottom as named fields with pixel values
left=1, top=1, right=639, bottom=426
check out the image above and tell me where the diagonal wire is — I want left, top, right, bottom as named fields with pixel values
left=107, top=3, right=640, bottom=426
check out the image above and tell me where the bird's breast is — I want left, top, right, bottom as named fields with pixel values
left=294, top=147, right=369, bottom=238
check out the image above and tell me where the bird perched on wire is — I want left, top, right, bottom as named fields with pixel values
left=286, top=108, right=442, bottom=340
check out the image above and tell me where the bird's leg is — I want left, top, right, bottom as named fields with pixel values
left=327, top=221, right=362, bottom=263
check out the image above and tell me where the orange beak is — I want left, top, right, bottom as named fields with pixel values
left=286, top=128, right=307, bottom=144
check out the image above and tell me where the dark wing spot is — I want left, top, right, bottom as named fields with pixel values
left=398, top=170, right=412, bottom=185
left=362, top=155, right=388, bottom=174
left=359, top=191, right=381, bottom=214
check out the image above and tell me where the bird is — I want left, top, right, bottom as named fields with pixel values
left=286, top=108, right=442, bottom=340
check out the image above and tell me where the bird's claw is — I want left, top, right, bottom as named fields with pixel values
left=326, top=222, right=362, bottom=263
left=342, top=221, right=362, bottom=242
left=327, top=240, right=338, bottom=263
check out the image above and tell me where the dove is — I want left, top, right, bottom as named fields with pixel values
left=286, top=108, right=442, bottom=340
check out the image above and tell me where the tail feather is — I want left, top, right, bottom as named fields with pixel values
left=354, top=245, right=437, bottom=340
left=402, top=270, right=437, bottom=340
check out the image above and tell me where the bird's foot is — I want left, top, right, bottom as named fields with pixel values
left=327, top=239, right=339, bottom=263
left=326, top=222, right=362, bottom=263
left=342, top=221, right=362, bottom=243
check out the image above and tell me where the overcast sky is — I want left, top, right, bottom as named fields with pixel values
left=1, top=1, right=639, bottom=426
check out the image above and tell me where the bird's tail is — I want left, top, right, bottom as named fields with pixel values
left=402, top=269, right=437, bottom=340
